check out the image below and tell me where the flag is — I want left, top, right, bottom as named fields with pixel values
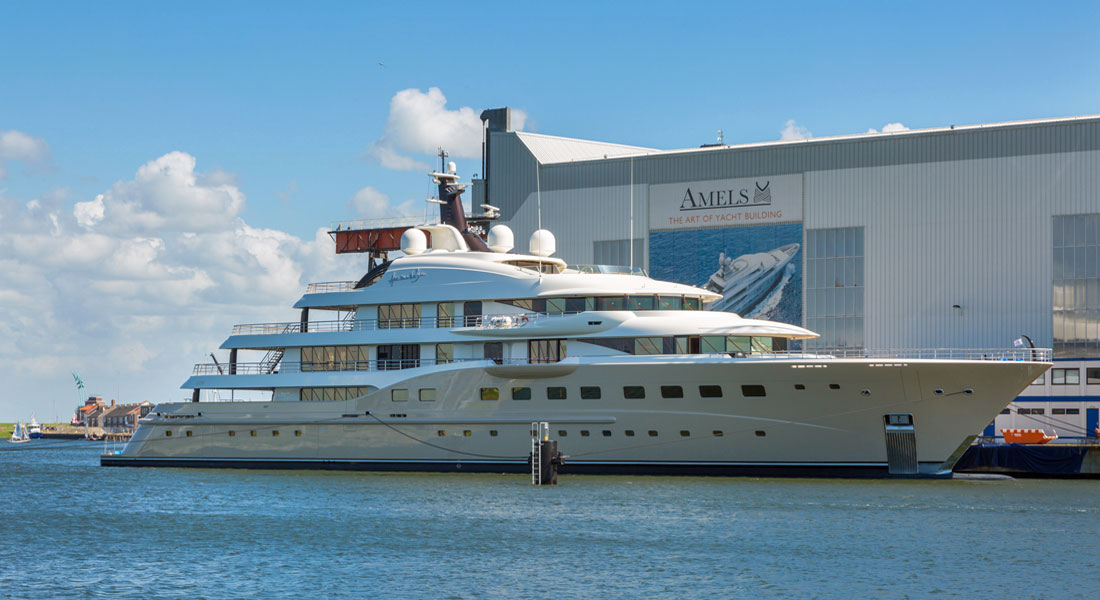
left=1013, top=338, right=1024, bottom=348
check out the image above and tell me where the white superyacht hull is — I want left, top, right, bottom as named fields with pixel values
left=103, top=355, right=1048, bottom=478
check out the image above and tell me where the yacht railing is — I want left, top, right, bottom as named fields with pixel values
left=305, top=281, right=359, bottom=294
left=230, top=312, right=576, bottom=335
left=192, top=347, right=1051, bottom=376
left=568, top=264, right=648, bottom=276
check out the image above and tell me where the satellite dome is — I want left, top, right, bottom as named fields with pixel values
left=528, top=229, right=556, bottom=257
left=487, top=225, right=514, bottom=253
left=400, top=228, right=427, bottom=255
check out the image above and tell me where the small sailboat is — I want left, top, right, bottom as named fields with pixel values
left=9, top=422, right=30, bottom=444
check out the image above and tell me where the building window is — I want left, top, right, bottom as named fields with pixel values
left=1031, top=374, right=1046, bottom=385
left=623, top=386, right=645, bottom=399
left=1053, top=214, right=1100, bottom=358
left=593, top=239, right=644, bottom=271
left=1031, top=408, right=1045, bottom=415
left=805, top=227, right=865, bottom=350
left=377, top=344, right=420, bottom=370
left=1052, top=368, right=1080, bottom=385
left=484, top=342, right=503, bottom=365
left=419, top=388, right=437, bottom=402
left=1088, top=368, right=1100, bottom=385
left=480, top=388, right=499, bottom=401
left=392, top=389, right=409, bottom=402
left=660, top=385, right=683, bottom=399
left=547, top=386, right=567, bottom=400
left=378, top=303, right=421, bottom=329
left=580, top=386, right=601, bottom=400
left=512, top=387, right=532, bottom=401
left=529, top=339, right=566, bottom=363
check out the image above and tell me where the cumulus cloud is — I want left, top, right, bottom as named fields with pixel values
left=867, top=122, right=910, bottom=134
left=347, top=186, right=390, bottom=216
left=780, top=119, right=812, bottom=141
left=0, top=129, right=50, bottom=179
left=0, top=152, right=354, bottom=417
left=367, top=88, right=529, bottom=171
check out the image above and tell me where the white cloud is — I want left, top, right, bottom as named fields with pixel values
left=347, top=186, right=390, bottom=216
left=0, top=129, right=50, bottom=179
left=367, top=88, right=530, bottom=171
left=867, top=122, right=910, bottom=134
left=780, top=119, right=812, bottom=141
left=0, top=153, right=354, bottom=419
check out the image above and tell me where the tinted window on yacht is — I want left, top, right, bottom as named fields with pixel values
left=699, top=385, right=722, bottom=398
left=623, top=386, right=645, bottom=399
left=547, top=387, right=567, bottom=400
left=484, top=342, right=503, bottom=365
left=657, top=296, right=682, bottom=310
left=378, top=304, right=421, bottom=329
left=480, top=388, right=499, bottom=401
left=435, top=343, right=453, bottom=365
left=580, top=386, right=601, bottom=399
left=580, top=430, right=590, bottom=437
left=595, top=296, right=625, bottom=311
left=625, top=430, right=635, bottom=436
left=419, top=389, right=437, bottom=402
left=529, top=339, right=566, bottom=363
left=512, top=387, right=532, bottom=401
left=634, top=337, right=662, bottom=355
left=392, top=389, right=409, bottom=402
left=661, top=385, right=683, bottom=399
left=566, top=297, right=586, bottom=313
left=546, top=298, right=567, bottom=314
left=436, top=303, right=455, bottom=328
left=378, top=344, right=420, bottom=370
left=741, top=385, right=767, bottom=397
left=462, top=301, right=482, bottom=327
left=683, top=297, right=701, bottom=310
left=626, top=295, right=656, bottom=310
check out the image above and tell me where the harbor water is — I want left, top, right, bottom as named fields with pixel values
left=1, top=441, right=1097, bottom=599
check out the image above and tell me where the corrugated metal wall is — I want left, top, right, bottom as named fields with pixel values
left=487, top=118, right=1100, bottom=349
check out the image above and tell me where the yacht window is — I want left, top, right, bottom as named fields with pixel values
left=484, top=342, right=504, bottom=365
left=634, top=337, right=663, bottom=355
left=829, top=384, right=840, bottom=390
left=580, top=430, right=590, bottom=437
left=295, top=430, right=302, bottom=437
left=419, top=388, right=437, bottom=402
left=585, top=297, right=596, bottom=311
left=558, top=430, right=567, bottom=437
left=547, top=386, right=567, bottom=400
left=648, top=430, right=658, bottom=437
left=391, top=389, right=409, bottom=402
left=755, top=430, right=767, bottom=437
left=794, top=384, right=806, bottom=390
left=185, top=430, right=193, bottom=437
left=302, top=345, right=370, bottom=372
left=727, top=337, right=751, bottom=354
left=165, top=430, right=172, bottom=437
left=512, top=387, right=532, bottom=401
left=580, top=386, right=601, bottom=400
left=272, top=430, right=279, bottom=437
left=625, top=430, right=635, bottom=436
left=595, top=296, right=625, bottom=311
left=378, top=303, right=421, bottom=329
left=566, top=297, right=586, bottom=313
left=546, top=298, right=567, bottom=314
left=626, top=295, right=656, bottom=310
left=713, top=430, right=724, bottom=437
left=529, top=339, right=566, bottom=363
left=463, top=430, right=472, bottom=437
left=462, top=301, right=482, bottom=327
left=436, top=303, right=455, bottom=328
left=602, top=430, right=612, bottom=437
left=742, top=385, right=767, bottom=397
left=699, top=385, right=723, bottom=398
left=490, top=430, right=498, bottom=437
left=228, top=430, right=236, bottom=437
left=701, top=336, right=726, bottom=353
left=480, top=388, right=500, bottom=401
left=680, top=430, right=690, bottom=437
left=657, top=296, right=682, bottom=310
left=437, top=430, right=446, bottom=437
left=378, top=344, right=420, bottom=370
left=435, top=343, right=453, bottom=365
left=684, top=297, right=701, bottom=310
left=752, top=337, right=773, bottom=353
left=590, top=338, right=632, bottom=354
left=624, top=386, right=646, bottom=399
left=661, top=385, right=684, bottom=399
left=250, top=430, right=257, bottom=437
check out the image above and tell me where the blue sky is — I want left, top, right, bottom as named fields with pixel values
left=1, top=0, right=1098, bottom=420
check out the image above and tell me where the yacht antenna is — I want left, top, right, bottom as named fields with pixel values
left=437, top=147, right=449, bottom=173
left=536, top=162, right=542, bottom=281
left=629, top=156, right=634, bottom=271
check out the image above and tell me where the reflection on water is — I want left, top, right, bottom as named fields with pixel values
left=1, top=443, right=1097, bottom=598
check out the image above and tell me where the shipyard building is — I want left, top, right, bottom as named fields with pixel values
left=471, top=109, right=1100, bottom=440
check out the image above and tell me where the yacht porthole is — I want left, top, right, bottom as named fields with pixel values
left=861, top=389, right=871, bottom=396
left=934, top=389, right=944, bottom=395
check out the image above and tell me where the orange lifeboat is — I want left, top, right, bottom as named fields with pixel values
left=1001, top=428, right=1058, bottom=444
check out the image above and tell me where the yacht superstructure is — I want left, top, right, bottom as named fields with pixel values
left=103, top=165, right=1051, bottom=477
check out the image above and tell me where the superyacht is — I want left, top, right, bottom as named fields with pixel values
left=103, top=165, right=1050, bottom=477
left=704, top=244, right=800, bottom=315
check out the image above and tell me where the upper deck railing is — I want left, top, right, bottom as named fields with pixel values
left=192, top=347, right=1051, bottom=376
left=305, top=281, right=359, bottom=294
left=329, top=216, right=439, bottom=231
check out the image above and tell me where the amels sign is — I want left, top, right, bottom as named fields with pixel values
left=650, top=174, right=803, bottom=230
